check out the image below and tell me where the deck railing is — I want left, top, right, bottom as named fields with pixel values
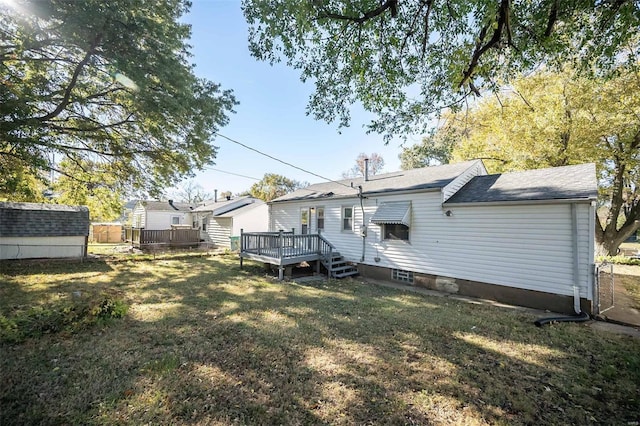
left=240, top=230, right=334, bottom=261
left=125, top=227, right=200, bottom=247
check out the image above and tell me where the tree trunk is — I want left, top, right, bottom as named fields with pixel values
left=595, top=221, right=640, bottom=256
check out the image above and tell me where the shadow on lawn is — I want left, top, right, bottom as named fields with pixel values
left=1, top=256, right=639, bottom=425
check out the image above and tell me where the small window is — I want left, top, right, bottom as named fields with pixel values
left=317, top=207, right=325, bottom=231
left=202, top=217, right=208, bottom=231
left=384, top=224, right=409, bottom=241
left=392, top=269, right=414, bottom=284
left=342, top=206, right=353, bottom=231
left=171, top=216, right=180, bottom=225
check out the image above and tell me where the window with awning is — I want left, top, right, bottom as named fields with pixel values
left=370, top=202, right=411, bottom=227
left=370, top=202, right=411, bottom=241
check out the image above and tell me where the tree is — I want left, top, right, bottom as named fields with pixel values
left=342, top=152, right=385, bottom=178
left=1, top=0, right=236, bottom=199
left=249, top=173, right=306, bottom=201
left=399, top=126, right=460, bottom=169
left=243, top=0, right=639, bottom=139
left=169, top=179, right=211, bottom=203
left=400, top=68, right=640, bottom=255
left=53, top=159, right=123, bottom=221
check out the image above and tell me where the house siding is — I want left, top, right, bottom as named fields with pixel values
left=442, top=160, right=487, bottom=202
left=231, top=204, right=269, bottom=236
left=270, top=192, right=593, bottom=301
left=207, top=217, right=232, bottom=247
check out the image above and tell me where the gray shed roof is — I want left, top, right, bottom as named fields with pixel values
left=139, top=200, right=195, bottom=212
left=272, top=160, right=482, bottom=203
left=0, top=202, right=90, bottom=237
left=444, top=163, right=597, bottom=204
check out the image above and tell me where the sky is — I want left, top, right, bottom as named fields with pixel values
left=180, top=1, right=420, bottom=196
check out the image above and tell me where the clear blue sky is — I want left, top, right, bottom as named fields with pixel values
left=181, top=0, right=417, bottom=196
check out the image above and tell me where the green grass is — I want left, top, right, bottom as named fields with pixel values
left=1, top=256, right=639, bottom=425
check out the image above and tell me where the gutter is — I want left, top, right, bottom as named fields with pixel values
left=270, top=187, right=442, bottom=205
left=443, top=197, right=596, bottom=208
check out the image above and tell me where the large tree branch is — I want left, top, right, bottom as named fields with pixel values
left=317, top=0, right=398, bottom=24
left=459, top=0, right=511, bottom=89
left=35, top=34, right=102, bottom=122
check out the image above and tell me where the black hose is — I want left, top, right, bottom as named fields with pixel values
left=534, top=311, right=590, bottom=327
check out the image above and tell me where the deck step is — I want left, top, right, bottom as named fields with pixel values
left=333, top=269, right=359, bottom=278
left=321, top=252, right=358, bottom=279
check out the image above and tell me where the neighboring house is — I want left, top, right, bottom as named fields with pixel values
left=267, top=160, right=597, bottom=314
left=131, top=200, right=195, bottom=230
left=193, top=197, right=267, bottom=248
left=0, top=202, right=90, bottom=260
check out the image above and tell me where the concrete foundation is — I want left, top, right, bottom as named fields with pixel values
left=358, top=264, right=592, bottom=315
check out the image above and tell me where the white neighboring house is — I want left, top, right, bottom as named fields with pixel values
left=131, top=200, right=196, bottom=230
left=266, top=160, right=598, bottom=314
left=0, top=202, right=89, bottom=260
left=193, top=196, right=268, bottom=248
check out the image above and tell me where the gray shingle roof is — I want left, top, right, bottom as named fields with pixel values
left=444, top=163, right=597, bottom=204
left=0, top=202, right=90, bottom=237
left=192, top=196, right=255, bottom=213
left=272, top=160, right=482, bottom=202
left=140, top=200, right=195, bottom=212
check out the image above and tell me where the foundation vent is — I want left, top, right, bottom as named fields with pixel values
left=392, top=269, right=414, bottom=284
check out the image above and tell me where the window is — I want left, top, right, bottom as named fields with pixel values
left=384, top=224, right=409, bottom=241
left=342, top=206, right=353, bottom=231
left=316, top=207, right=325, bottom=231
left=301, top=208, right=309, bottom=234
left=171, top=216, right=180, bottom=225
left=202, top=217, right=208, bottom=231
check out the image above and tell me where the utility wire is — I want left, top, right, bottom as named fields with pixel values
left=205, top=167, right=260, bottom=181
left=215, top=132, right=355, bottom=190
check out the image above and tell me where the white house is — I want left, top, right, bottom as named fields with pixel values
left=193, top=197, right=268, bottom=248
left=0, top=202, right=90, bottom=260
left=131, top=200, right=195, bottom=230
left=265, top=160, right=597, bottom=314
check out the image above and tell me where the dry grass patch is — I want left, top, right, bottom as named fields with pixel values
left=1, top=256, right=639, bottom=425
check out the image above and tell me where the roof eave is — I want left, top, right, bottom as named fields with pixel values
left=443, top=196, right=597, bottom=207
left=270, top=187, right=442, bottom=204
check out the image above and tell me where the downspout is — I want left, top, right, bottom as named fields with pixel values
left=358, top=185, right=366, bottom=262
left=571, top=202, right=582, bottom=314
left=534, top=203, right=590, bottom=326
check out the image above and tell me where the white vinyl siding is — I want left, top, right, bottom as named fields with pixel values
left=207, top=217, right=232, bottom=248
left=270, top=193, right=593, bottom=300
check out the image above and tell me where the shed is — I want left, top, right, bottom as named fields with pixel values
left=0, top=202, right=90, bottom=260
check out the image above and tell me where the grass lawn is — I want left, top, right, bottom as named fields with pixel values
left=1, top=255, right=639, bottom=425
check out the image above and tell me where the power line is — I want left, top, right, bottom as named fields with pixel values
left=205, top=167, right=260, bottom=181
left=215, top=132, right=355, bottom=190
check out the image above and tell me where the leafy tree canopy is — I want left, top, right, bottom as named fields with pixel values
left=243, top=0, right=639, bottom=139
left=1, top=0, right=236, bottom=200
left=342, top=152, right=385, bottom=178
left=401, top=67, right=640, bottom=255
left=249, top=173, right=307, bottom=201
left=53, top=159, right=123, bottom=221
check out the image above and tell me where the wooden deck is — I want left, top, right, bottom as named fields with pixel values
left=124, top=227, right=200, bottom=249
left=240, top=231, right=335, bottom=279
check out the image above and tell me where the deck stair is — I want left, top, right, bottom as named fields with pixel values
left=322, top=251, right=359, bottom=279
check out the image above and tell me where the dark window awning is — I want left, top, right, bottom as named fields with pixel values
left=370, top=202, right=411, bottom=227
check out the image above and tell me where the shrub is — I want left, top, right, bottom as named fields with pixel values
left=0, top=293, right=128, bottom=344
left=597, top=256, right=640, bottom=266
